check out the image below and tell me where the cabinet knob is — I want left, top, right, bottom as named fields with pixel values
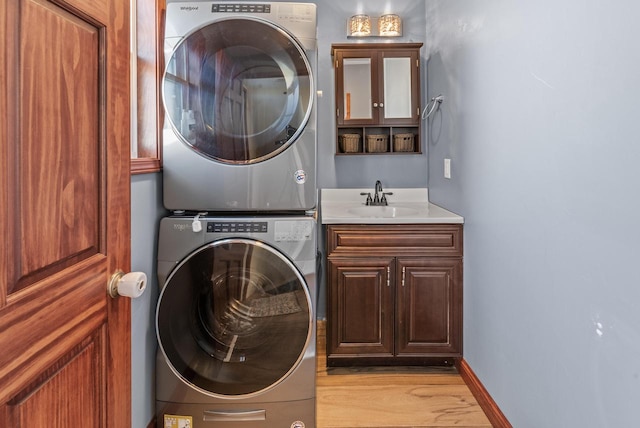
left=373, top=102, right=378, bottom=108
left=379, top=102, right=384, bottom=108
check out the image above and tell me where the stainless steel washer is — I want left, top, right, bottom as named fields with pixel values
left=162, top=1, right=317, bottom=212
left=155, top=214, right=317, bottom=427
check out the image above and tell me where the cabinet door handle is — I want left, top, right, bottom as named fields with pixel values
left=373, top=102, right=378, bottom=108
left=386, top=266, right=390, bottom=287
left=379, top=102, right=384, bottom=108
left=401, top=266, right=406, bottom=287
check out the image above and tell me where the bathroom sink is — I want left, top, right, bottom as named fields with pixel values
left=320, top=188, right=464, bottom=224
left=347, top=206, right=419, bottom=218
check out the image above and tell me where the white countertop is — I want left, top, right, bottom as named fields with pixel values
left=320, top=188, right=464, bottom=224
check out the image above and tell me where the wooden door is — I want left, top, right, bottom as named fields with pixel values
left=326, top=257, right=395, bottom=362
left=0, top=0, right=131, bottom=426
left=395, top=258, right=463, bottom=357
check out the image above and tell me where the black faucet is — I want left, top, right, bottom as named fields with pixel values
left=373, top=180, right=383, bottom=204
left=361, top=180, right=393, bottom=206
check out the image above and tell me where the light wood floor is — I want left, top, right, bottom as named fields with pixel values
left=316, top=321, right=493, bottom=428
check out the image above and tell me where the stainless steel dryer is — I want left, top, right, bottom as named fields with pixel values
left=162, top=2, right=317, bottom=212
left=155, top=214, right=317, bottom=428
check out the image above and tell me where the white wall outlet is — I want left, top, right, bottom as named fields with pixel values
left=444, top=158, right=451, bottom=179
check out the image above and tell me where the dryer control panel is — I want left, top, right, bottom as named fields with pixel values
left=211, top=4, right=271, bottom=13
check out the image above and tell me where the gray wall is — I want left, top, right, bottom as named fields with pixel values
left=131, top=173, right=165, bottom=428
left=425, top=1, right=640, bottom=427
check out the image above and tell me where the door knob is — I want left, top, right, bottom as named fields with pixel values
left=108, top=270, right=147, bottom=298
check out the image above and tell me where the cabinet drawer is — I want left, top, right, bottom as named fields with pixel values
left=326, top=224, right=462, bottom=257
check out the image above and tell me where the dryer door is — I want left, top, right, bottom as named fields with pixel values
left=156, top=238, right=312, bottom=397
left=162, top=17, right=313, bottom=165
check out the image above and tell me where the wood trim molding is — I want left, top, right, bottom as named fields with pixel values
left=457, top=358, right=512, bottom=428
left=331, top=42, right=424, bottom=56
left=131, top=158, right=161, bottom=175
left=131, top=0, right=164, bottom=175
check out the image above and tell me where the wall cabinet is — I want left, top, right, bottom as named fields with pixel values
left=331, top=43, right=423, bottom=155
left=326, top=224, right=463, bottom=366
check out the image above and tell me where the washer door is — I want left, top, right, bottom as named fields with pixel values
left=162, top=17, right=313, bottom=164
left=156, top=238, right=312, bottom=397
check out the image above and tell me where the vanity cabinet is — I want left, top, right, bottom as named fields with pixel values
left=331, top=43, right=423, bottom=155
left=325, top=224, right=462, bottom=366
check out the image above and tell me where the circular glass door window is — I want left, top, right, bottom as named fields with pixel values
left=162, top=18, right=313, bottom=164
left=156, top=238, right=312, bottom=397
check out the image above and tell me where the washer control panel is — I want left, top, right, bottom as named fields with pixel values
left=275, top=220, right=313, bottom=242
left=206, top=221, right=268, bottom=233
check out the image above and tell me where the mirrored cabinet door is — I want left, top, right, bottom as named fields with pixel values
left=335, top=49, right=378, bottom=126
left=343, top=58, right=373, bottom=121
left=378, top=49, right=420, bottom=125
left=383, top=56, right=413, bottom=120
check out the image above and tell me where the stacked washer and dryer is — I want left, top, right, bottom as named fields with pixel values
left=155, top=3, right=318, bottom=427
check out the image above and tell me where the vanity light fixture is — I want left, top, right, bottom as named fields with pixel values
left=348, top=14, right=371, bottom=37
left=378, top=14, right=402, bottom=37
left=347, top=13, right=402, bottom=38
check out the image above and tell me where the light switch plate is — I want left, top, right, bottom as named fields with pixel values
left=444, top=158, right=451, bottom=179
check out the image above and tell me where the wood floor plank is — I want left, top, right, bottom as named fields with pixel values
left=317, top=384, right=491, bottom=427
left=316, top=320, right=492, bottom=428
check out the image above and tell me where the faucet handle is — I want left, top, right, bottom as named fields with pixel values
left=360, top=192, right=373, bottom=205
left=381, top=192, right=393, bottom=205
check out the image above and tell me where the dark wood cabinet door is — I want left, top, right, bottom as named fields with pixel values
left=327, top=258, right=395, bottom=361
left=395, top=258, right=463, bottom=357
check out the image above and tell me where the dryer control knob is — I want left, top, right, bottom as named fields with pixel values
left=108, top=271, right=147, bottom=299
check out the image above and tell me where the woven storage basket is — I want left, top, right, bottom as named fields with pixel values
left=366, top=134, right=389, bottom=153
left=393, top=133, right=414, bottom=152
left=340, top=134, right=361, bottom=153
